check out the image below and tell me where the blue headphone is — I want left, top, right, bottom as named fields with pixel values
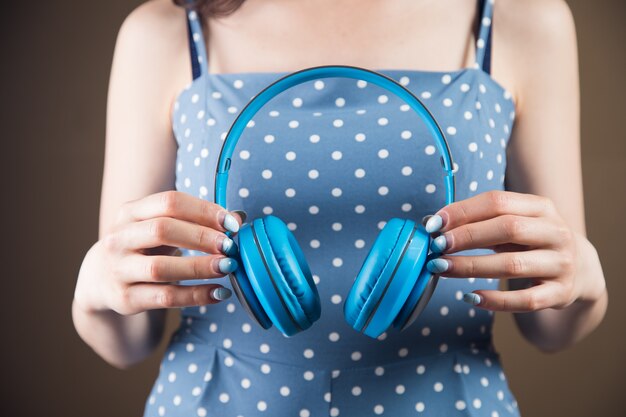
left=214, top=65, right=456, bottom=338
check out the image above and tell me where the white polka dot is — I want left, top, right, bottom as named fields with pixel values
left=335, top=97, right=345, bottom=107
left=285, top=188, right=296, bottom=197
left=401, top=203, right=412, bottom=212
left=261, top=169, right=272, bottom=179
left=227, top=106, right=238, bottom=114
left=300, top=410, right=310, bottom=417
left=280, top=386, right=291, bottom=396
left=375, top=366, right=385, bottom=376
left=329, top=332, right=340, bottom=342
left=378, top=94, right=389, bottom=104
left=292, top=97, right=303, bottom=108
left=421, top=327, right=431, bottom=336
left=352, top=386, right=362, bottom=396
left=456, top=400, right=466, bottom=410
left=443, top=98, right=453, bottom=107
left=415, top=402, right=425, bottom=412
left=355, top=239, right=365, bottom=248
left=374, top=405, right=384, bottom=415
left=219, top=393, right=230, bottom=403
left=355, top=133, right=366, bottom=142
left=333, top=119, right=344, bottom=128
left=354, top=168, right=366, bottom=178
left=197, top=407, right=207, bottom=417
left=186, top=343, right=195, bottom=352
left=460, top=83, right=471, bottom=92
left=308, top=134, right=320, bottom=144
left=239, top=150, right=250, bottom=160
left=464, top=111, right=473, bottom=120
left=416, top=365, right=426, bottom=374
left=469, top=181, right=478, bottom=191
left=398, top=347, right=409, bottom=357
left=257, top=401, right=267, bottom=411
left=441, top=74, right=452, bottom=84
left=440, top=343, right=448, bottom=353
left=303, top=371, right=315, bottom=381
left=331, top=150, right=343, bottom=160
left=310, top=239, right=320, bottom=248
left=241, top=323, right=251, bottom=333
left=447, top=126, right=457, bottom=135
left=425, top=184, right=436, bottom=193
left=303, top=349, right=314, bottom=359
left=314, top=80, right=325, bottom=90
left=330, top=407, right=339, bottom=416
left=378, top=149, right=389, bottom=159
left=473, top=398, right=482, bottom=409
left=377, top=117, right=388, bottom=126
left=223, top=338, right=232, bottom=349
left=192, top=386, right=202, bottom=396
left=357, top=80, right=367, bottom=88
left=233, top=79, right=244, bottom=89
left=188, top=363, right=198, bottom=373
left=377, top=220, right=387, bottom=230
left=440, top=306, right=449, bottom=316
left=331, top=294, right=342, bottom=304
left=285, top=151, right=296, bottom=161
left=168, top=372, right=177, bottom=382
left=425, top=145, right=436, bottom=155
left=259, top=343, right=270, bottom=354
left=238, top=188, right=249, bottom=198
left=331, top=222, right=343, bottom=231
left=421, top=91, right=432, bottom=99
left=351, top=351, right=362, bottom=361
left=332, top=257, right=343, bottom=267
left=400, top=130, right=412, bottom=140
left=241, top=378, right=251, bottom=389
left=307, top=169, right=320, bottom=179
left=396, top=384, right=406, bottom=394
left=263, top=134, right=275, bottom=144
left=261, top=363, right=271, bottom=374
left=378, top=186, right=389, bottom=196
left=400, top=104, right=410, bottom=111
left=434, top=382, right=444, bottom=392
left=287, top=222, right=297, bottom=231
left=308, top=205, right=319, bottom=215
left=481, top=377, right=489, bottom=387
left=354, top=205, right=366, bottom=214
left=331, top=187, right=342, bottom=197
left=288, top=120, right=299, bottom=129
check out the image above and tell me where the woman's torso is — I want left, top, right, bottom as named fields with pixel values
left=144, top=0, right=521, bottom=416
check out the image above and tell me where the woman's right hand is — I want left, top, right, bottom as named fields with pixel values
left=73, top=190, right=245, bottom=316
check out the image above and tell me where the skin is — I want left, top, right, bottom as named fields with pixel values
left=72, top=0, right=608, bottom=368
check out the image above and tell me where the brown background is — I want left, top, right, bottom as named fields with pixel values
left=1, top=0, right=625, bottom=416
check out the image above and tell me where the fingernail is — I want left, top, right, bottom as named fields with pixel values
left=221, top=237, right=238, bottom=256
left=232, top=210, right=247, bottom=223
left=421, top=214, right=432, bottom=227
left=430, top=235, right=447, bottom=253
left=212, top=287, right=232, bottom=301
left=217, top=257, right=238, bottom=274
left=426, top=258, right=449, bottom=273
left=223, top=213, right=240, bottom=233
left=425, top=214, right=443, bottom=233
left=463, top=292, right=482, bottom=306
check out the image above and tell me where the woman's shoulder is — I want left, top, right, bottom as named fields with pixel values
left=494, top=0, right=577, bottom=109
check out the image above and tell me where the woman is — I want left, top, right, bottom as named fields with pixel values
left=72, top=0, right=608, bottom=415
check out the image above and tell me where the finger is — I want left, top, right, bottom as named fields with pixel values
left=425, top=190, right=557, bottom=233
left=121, top=253, right=239, bottom=282
left=465, top=282, right=561, bottom=312
left=427, top=250, right=565, bottom=278
left=434, top=215, right=564, bottom=254
left=116, top=217, right=235, bottom=255
left=116, top=190, right=244, bottom=234
left=124, top=283, right=233, bottom=312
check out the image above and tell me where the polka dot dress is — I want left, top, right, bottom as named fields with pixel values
left=143, top=0, right=521, bottom=415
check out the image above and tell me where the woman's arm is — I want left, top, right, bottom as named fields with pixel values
left=72, top=0, right=191, bottom=368
left=422, top=0, right=607, bottom=354
left=500, top=0, right=607, bottom=352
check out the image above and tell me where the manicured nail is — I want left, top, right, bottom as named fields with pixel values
left=463, top=292, right=482, bottom=306
left=221, top=237, right=238, bottom=256
left=421, top=214, right=432, bottom=227
left=212, top=287, right=232, bottom=301
left=223, top=213, right=240, bottom=233
left=425, top=214, right=443, bottom=233
left=217, top=257, right=238, bottom=274
left=430, top=235, right=447, bottom=253
left=232, top=210, right=247, bottom=223
left=426, top=258, right=449, bottom=273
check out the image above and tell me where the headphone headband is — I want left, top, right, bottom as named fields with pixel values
left=214, top=65, right=455, bottom=208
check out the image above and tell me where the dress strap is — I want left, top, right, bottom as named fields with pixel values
left=185, top=5, right=209, bottom=80
left=474, top=0, right=494, bottom=74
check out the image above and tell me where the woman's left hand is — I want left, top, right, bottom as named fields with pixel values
left=423, top=190, right=598, bottom=312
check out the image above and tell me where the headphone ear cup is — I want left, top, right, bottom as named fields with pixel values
left=237, top=216, right=320, bottom=336
left=392, top=251, right=440, bottom=331
left=344, top=218, right=429, bottom=338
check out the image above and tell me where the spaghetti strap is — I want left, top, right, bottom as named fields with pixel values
left=185, top=6, right=208, bottom=80
left=475, top=0, right=494, bottom=74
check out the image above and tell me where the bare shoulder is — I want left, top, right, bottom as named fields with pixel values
left=113, top=0, right=192, bottom=98
left=493, top=0, right=578, bottom=106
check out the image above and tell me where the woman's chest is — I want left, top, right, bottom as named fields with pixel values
left=172, top=69, right=514, bottom=234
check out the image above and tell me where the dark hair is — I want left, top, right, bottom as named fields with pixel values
left=173, top=0, right=246, bottom=18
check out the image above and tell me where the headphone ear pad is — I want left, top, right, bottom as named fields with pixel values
left=344, top=219, right=429, bottom=338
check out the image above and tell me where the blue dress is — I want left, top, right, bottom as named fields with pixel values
left=143, top=0, right=521, bottom=415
